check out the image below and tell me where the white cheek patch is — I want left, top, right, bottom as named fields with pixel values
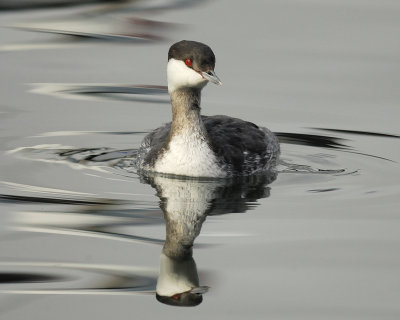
left=167, top=58, right=207, bottom=92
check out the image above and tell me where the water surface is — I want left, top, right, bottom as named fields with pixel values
left=1, top=0, right=400, bottom=319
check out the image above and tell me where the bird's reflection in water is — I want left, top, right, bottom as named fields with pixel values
left=141, top=172, right=277, bottom=306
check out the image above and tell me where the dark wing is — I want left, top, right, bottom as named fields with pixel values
left=203, top=115, right=280, bottom=175
left=136, top=122, right=171, bottom=168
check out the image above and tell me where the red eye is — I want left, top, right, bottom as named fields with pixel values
left=185, top=58, right=192, bottom=67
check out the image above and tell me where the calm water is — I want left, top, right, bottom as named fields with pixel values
left=1, top=0, right=400, bottom=319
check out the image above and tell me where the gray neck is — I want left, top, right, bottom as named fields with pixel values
left=151, top=176, right=213, bottom=261
left=169, top=88, right=207, bottom=137
left=162, top=210, right=206, bottom=260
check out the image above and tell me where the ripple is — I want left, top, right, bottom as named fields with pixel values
left=7, top=192, right=164, bottom=244
left=276, top=130, right=397, bottom=176
left=313, top=128, right=400, bottom=139
left=30, top=84, right=168, bottom=103
left=4, top=12, right=175, bottom=47
left=0, top=0, right=205, bottom=13
left=0, top=262, right=156, bottom=295
left=7, top=129, right=397, bottom=202
left=9, top=131, right=362, bottom=177
left=8, top=144, right=137, bottom=174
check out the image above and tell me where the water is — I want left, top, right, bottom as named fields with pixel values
left=1, top=0, right=400, bottom=318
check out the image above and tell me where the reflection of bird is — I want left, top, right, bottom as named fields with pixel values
left=142, top=173, right=275, bottom=306
left=136, top=40, right=280, bottom=177
left=153, top=176, right=214, bottom=307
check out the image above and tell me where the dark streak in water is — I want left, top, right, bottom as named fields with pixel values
left=0, top=273, right=65, bottom=284
left=0, top=263, right=157, bottom=294
left=0, top=0, right=206, bottom=13
left=0, top=0, right=127, bottom=11
left=275, top=132, right=349, bottom=149
left=313, top=128, right=400, bottom=139
left=31, top=84, right=168, bottom=103
left=277, top=131, right=396, bottom=163
left=308, top=188, right=340, bottom=193
left=0, top=194, right=120, bottom=205
left=61, top=84, right=167, bottom=96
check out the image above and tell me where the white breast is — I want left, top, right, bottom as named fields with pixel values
left=154, top=130, right=226, bottom=178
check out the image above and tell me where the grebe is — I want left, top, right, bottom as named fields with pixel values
left=136, top=40, right=280, bottom=177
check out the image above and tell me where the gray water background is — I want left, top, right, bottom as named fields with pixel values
left=1, top=0, right=400, bottom=319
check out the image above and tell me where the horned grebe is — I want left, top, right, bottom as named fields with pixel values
left=136, top=40, right=280, bottom=177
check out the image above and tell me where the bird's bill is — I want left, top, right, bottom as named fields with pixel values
left=201, top=70, right=222, bottom=85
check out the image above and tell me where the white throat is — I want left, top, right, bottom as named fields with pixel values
left=167, top=58, right=208, bottom=93
left=154, top=127, right=226, bottom=177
